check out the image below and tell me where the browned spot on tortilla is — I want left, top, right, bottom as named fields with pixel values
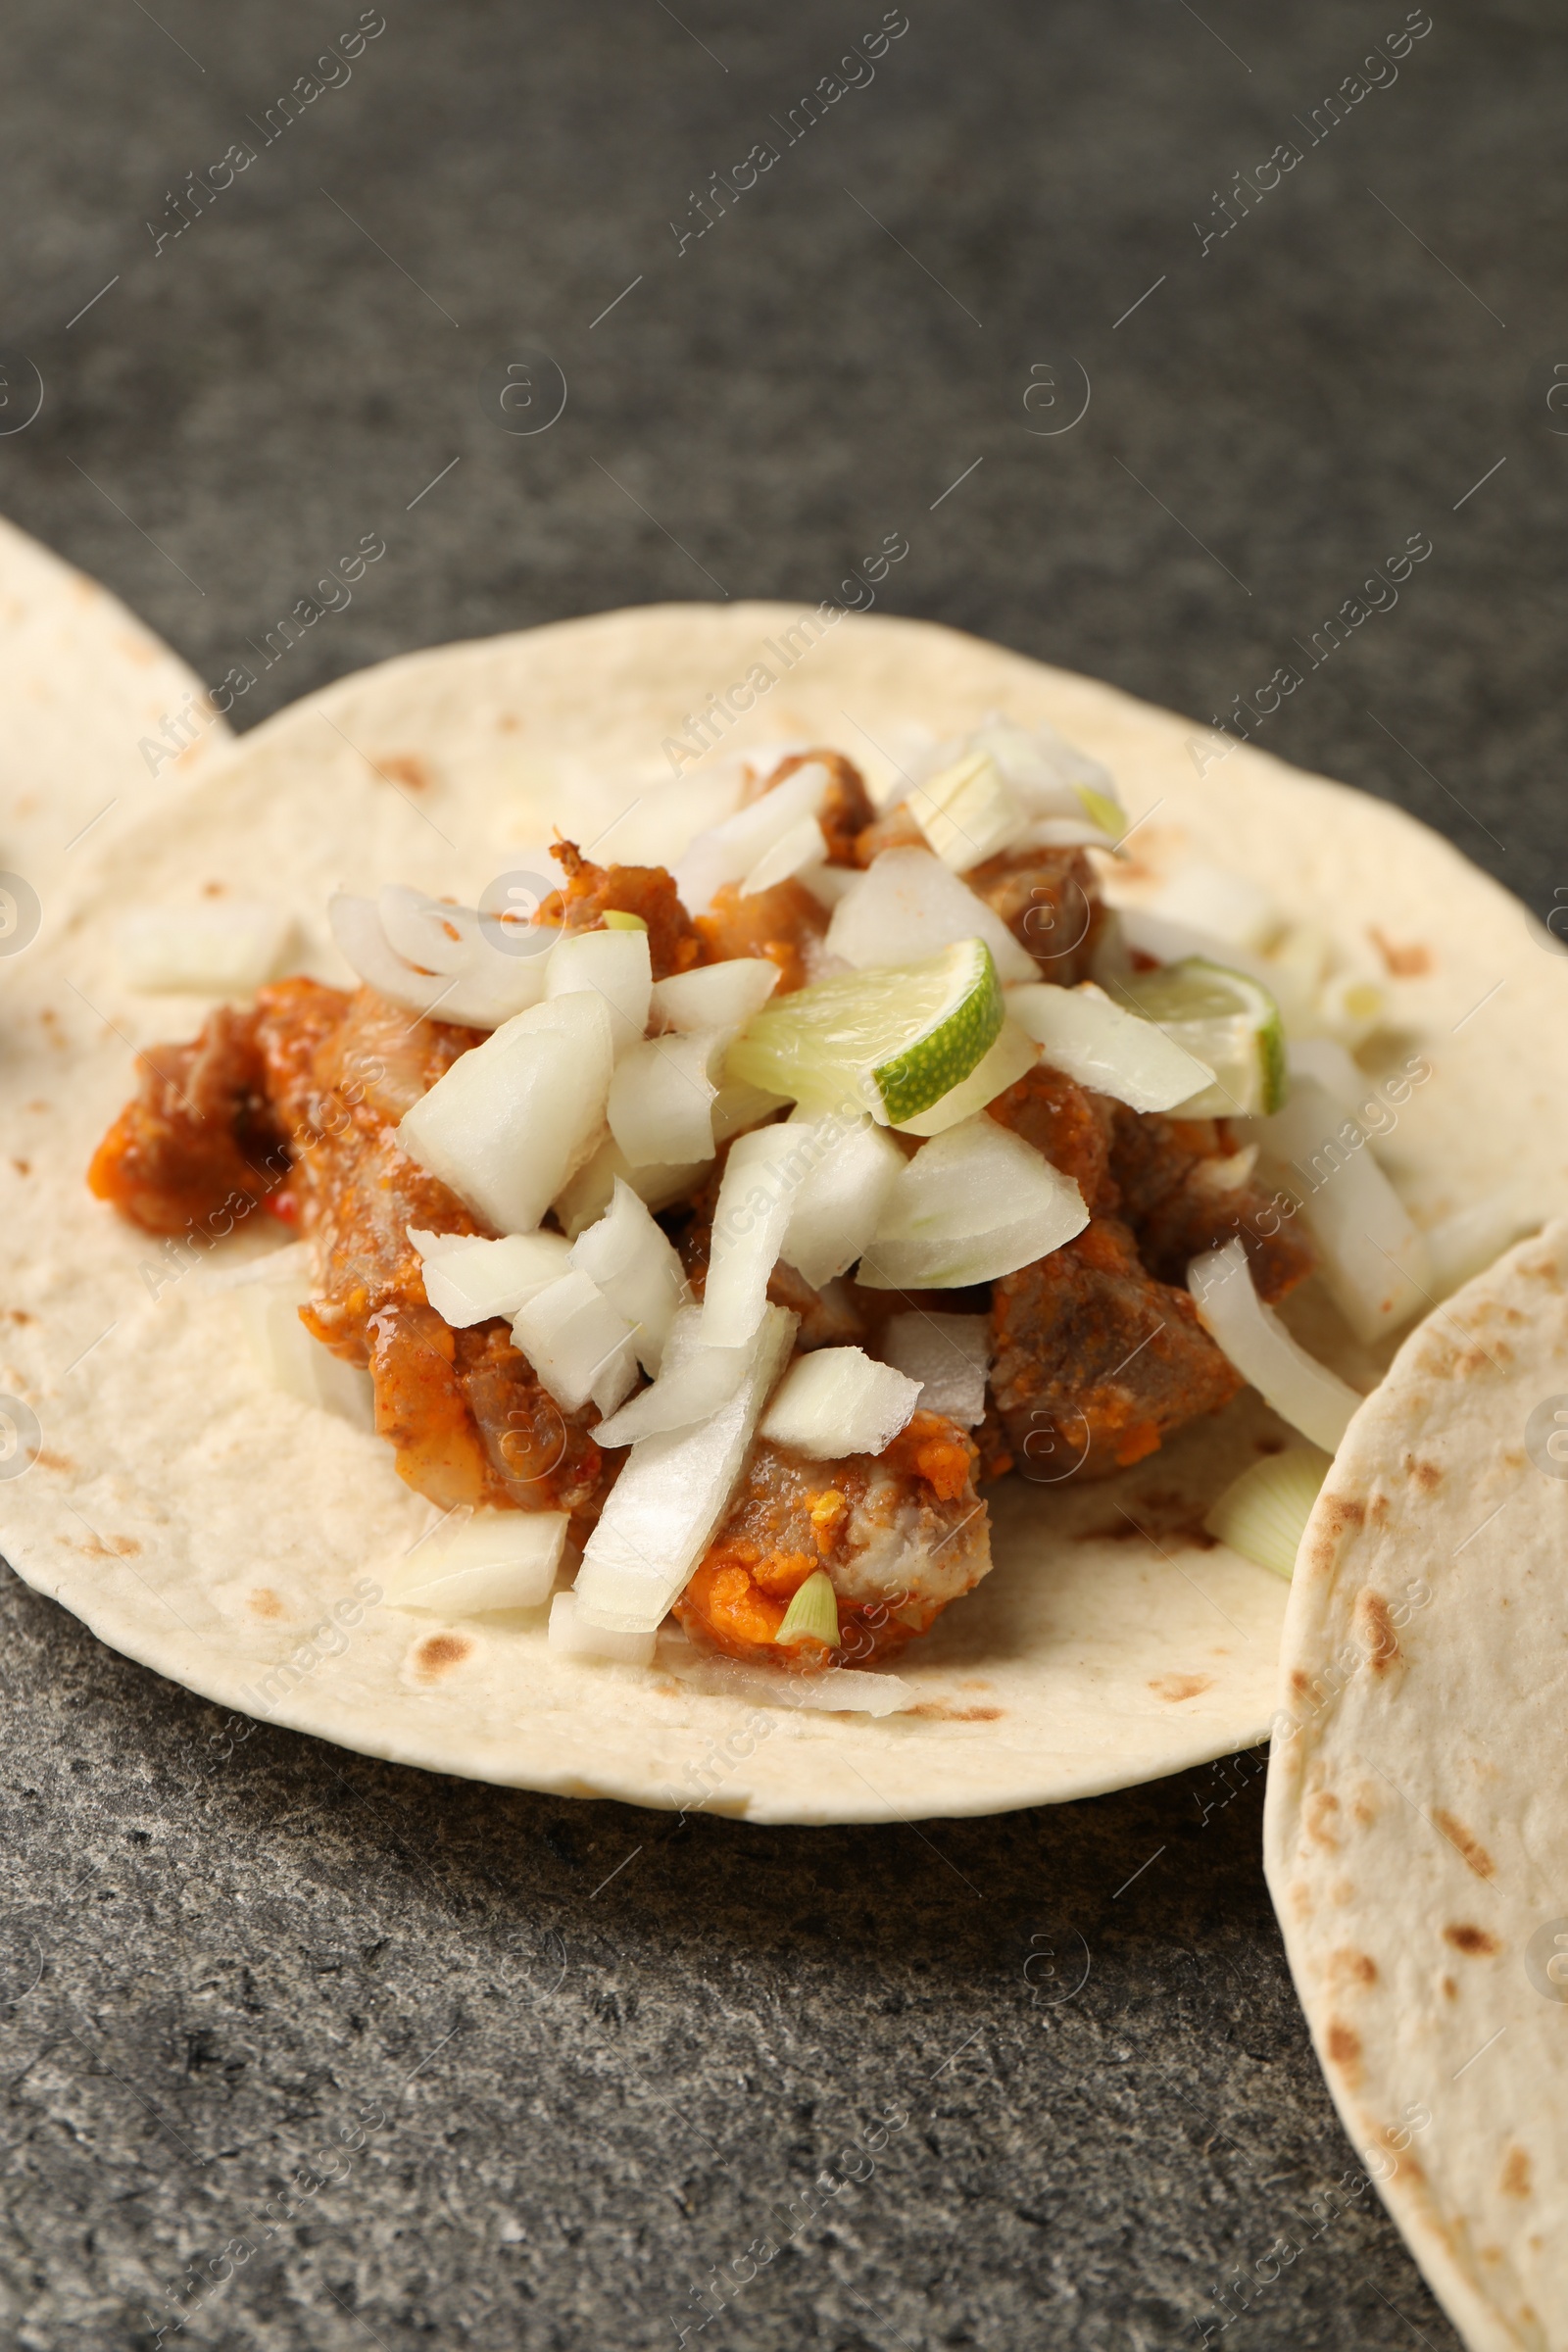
left=1332, top=1947, right=1377, bottom=1986
left=74, top=1533, right=139, bottom=1559
left=413, top=1631, right=472, bottom=1678
left=1434, top=1810, right=1495, bottom=1881
left=11, top=1160, right=30, bottom=1178
left=1291, top=1669, right=1312, bottom=1696
left=1403, top=1454, right=1443, bottom=1490
left=249, top=1588, right=287, bottom=1620
left=24, top=1100, right=50, bottom=1114
left=1498, top=2148, right=1531, bottom=2200
left=1324, top=2021, right=1362, bottom=2085
left=202, top=878, right=227, bottom=897
left=957, top=1679, right=995, bottom=1692
left=1254, top=1434, right=1287, bottom=1454
left=1323, top=1495, right=1366, bottom=1534
left=1442, top=1975, right=1457, bottom=1999
left=1444, top=1923, right=1498, bottom=1956
left=1149, top=1673, right=1213, bottom=1703
left=1502, top=1446, right=1526, bottom=1470
left=108, top=1534, right=140, bottom=1556
left=1305, top=1791, right=1342, bottom=1848
left=375, top=753, right=431, bottom=794
left=1369, top=927, right=1432, bottom=978
left=1369, top=1493, right=1391, bottom=1525
left=1352, top=1794, right=1378, bottom=1825
left=1080, top=1514, right=1217, bottom=1551
left=35, top=1448, right=74, bottom=1472
left=1356, top=1592, right=1400, bottom=1674
left=909, top=1702, right=1003, bottom=1722
left=2, top=1307, right=34, bottom=1323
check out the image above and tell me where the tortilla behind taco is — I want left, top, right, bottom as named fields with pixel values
left=1, top=604, right=1562, bottom=1822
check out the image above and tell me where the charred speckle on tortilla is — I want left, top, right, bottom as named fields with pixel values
left=85, top=722, right=1436, bottom=1685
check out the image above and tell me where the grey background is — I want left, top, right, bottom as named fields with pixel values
left=0, top=0, right=1557, bottom=2343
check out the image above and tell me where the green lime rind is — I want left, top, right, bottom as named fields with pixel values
left=726, top=939, right=1004, bottom=1123
left=1110, top=956, right=1286, bottom=1117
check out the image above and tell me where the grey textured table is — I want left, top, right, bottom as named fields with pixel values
left=0, top=2, right=1558, bottom=2344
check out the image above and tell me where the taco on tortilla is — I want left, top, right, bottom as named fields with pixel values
left=1, top=606, right=1555, bottom=1819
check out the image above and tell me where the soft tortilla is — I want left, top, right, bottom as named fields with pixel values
left=1, top=603, right=1562, bottom=1824
left=1265, top=1224, right=1568, bottom=2352
left=0, top=509, right=230, bottom=891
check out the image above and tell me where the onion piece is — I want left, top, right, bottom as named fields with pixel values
left=398, top=992, right=613, bottom=1235
left=409, top=1227, right=571, bottom=1327
left=759, top=1348, right=920, bottom=1459
left=239, top=1280, right=375, bottom=1430
left=651, top=957, right=779, bottom=1033
left=386, top=1509, right=567, bottom=1615
left=570, top=1179, right=689, bottom=1372
left=1260, top=1077, right=1431, bottom=1343
left=906, top=748, right=1028, bottom=870
left=593, top=1301, right=753, bottom=1447
left=876, top=1310, right=989, bottom=1425
left=572, top=1304, right=797, bottom=1632
left=1189, top=1240, right=1362, bottom=1452
left=674, top=760, right=832, bottom=912
left=711, top=1078, right=792, bottom=1144
left=963, top=715, right=1123, bottom=827
left=1425, top=1196, right=1538, bottom=1301
left=742, top=811, right=828, bottom=897
left=702, top=1126, right=805, bottom=1347
left=328, top=892, right=550, bottom=1029
left=858, top=1115, right=1089, bottom=1291
left=548, top=1590, right=657, bottom=1666
left=608, top=1027, right=729, bottom=1168
left=546, top=926, right=653, bottom=1056
left=378, top=885, right=479, bottom=973
left=825, top=847, right=1037, bottom=984
left=1145, top=862, right=1281, bottom=955
left=778, top=1112, right=905, bottom=1288
left=118, top=902, right=296, bottom=996
left=511, top=1268, right=639, bottom=1416
left=1007, top=980, right=1214, bottom=1112
left=895, top=1018, right=1038, bottom=1137
left=1203, top=1447, right=1330, bottom=1580
left=554, top=1137, right=711, bottom=1241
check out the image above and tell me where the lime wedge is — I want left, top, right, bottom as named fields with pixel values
left=1109, top=956, right=1286, bottom=1116
left=726, top=939, right=1004, bottom=1125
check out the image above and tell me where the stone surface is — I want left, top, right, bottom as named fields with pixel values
left=2, top=0, right=1559, bottom=2342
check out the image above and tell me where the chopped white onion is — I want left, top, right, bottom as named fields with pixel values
left=674, top=760, right=832, bottom=912
left=511, top=1267, right=639, bottom=1416
left=1145, top=862, right=1281, bottom=954
left=825, top=847, right=1038, bottom=984
left=877, top=1310, right=990, bottom=1425
left=858, top=1115, right=1089, bottom=1290
left=386, top=1509, right=567, bottom=1615
left=742, top=811, right=829, bottom=898
left=962, top=714, right=1122, bottom=825
left=711, top=1077, right=792, bottom=1144
left=239, top=1280, right=375, bottom=1430
left=895, top=1019, right=1039, bottom=1137
left=570, top=1179, right=689, bottom=1372
left=1097, top=903, right=1279, bottom=993
left=778, top=1112, right=906, bottom=1288
left=1424, top=1196, right=1537, bottom=1301
left=702, top=1125, right=806, bottom=1347
left=548, top=1590, right=657, bottom=1666
left=1285, top=1036, right=1365, bottom=1108
left=554, top=1137, right=711, bottom=1241
left=329, top=891, right=549, bottom=1029
left=572, top=1304, right=797, bottom=1631
left=906, top=749, right=1028, bottom=871
left=650, top=958, right=779, bottom=1033
left=759, top=1347, right=920, bottom=1459
left=608, top=1027, right=729, bottom=1168
left=378, top=885, right=478, bottom=973
left=1261, top=1077, right=1431, bottom=1343
left=409, top=1227, right=572, bottom=1327
left=398, top=992, right=613, bottom=1235
left=546, top=926, right=653, bottom=1056
left=1190, top=1240, right=1362, bottom=1453
left=796, top=862, right=862, bottom=909
left=593, top=1300, right=753, bottom=1446
left=1007, top=980, right=1214, bottom=1111
left=118, top=902, right=295, bottom=996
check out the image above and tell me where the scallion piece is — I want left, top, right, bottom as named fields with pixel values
left=775, top=1569, right=840, bottom=1649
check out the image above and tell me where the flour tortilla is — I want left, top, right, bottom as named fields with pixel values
left=1, top=603, right=1562, bottom=1824
left=0, top=509, right=230, bottom=895
left=1265, top=1224, right=1568, bottom=2351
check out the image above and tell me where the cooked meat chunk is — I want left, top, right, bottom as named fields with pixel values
left=749, top=749, right=875, bottom=865
left=674, top=1411, right=989, bottom=1668
left=540, top=839, right=700, bottom=979
left=965, top=843, right=1103, bottom=983
left=87, top=1004, right=286, bottom=1235
left=990, top=1217, right=1242, bottom=1479
left=988, top=1062, right=1117, bottom=1213
left=367, top=1301, right=492, bottom=1511
left=696, top=878, right=827, bottom=995
left=1109, top=1105, right=1313, bottom=1302
left=854, top=802, right=926, bottom=863
left=456, top=1324, right=606, bottom=1517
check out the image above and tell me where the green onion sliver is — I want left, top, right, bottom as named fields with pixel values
left=1203, top=1446, right=1332, bottom=1580
left=775, top=1568, right=840, bottom=1648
